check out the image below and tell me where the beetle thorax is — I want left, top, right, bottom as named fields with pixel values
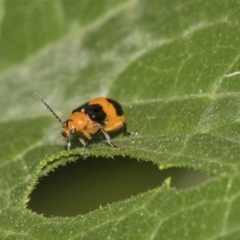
left=62, top=112, right=89, bottom=138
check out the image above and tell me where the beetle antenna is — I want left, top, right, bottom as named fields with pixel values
left=33, top=92, right=64, bottom=125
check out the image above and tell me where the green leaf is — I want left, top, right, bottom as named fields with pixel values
left=1, top=0, right=240, bottom=239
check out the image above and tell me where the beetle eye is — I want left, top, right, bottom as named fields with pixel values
left=70, top=128, right=76, bottom=135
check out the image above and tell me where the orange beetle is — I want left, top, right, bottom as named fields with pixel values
left=34, top=93, right=134, bottom=158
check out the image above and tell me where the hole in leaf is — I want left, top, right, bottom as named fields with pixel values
left=28, top=156, right=212, bottom=217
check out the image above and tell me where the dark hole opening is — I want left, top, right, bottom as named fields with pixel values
left=27, top=156, right=211, bottom=217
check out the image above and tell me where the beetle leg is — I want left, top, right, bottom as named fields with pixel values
left=79, top=131, right=92, bottom=159
left=78, top=137, right=91, bottom=160
left=78, top=137, right=89, bottom=147
left=82, top=148, right=89, bottom=160
left=66, top=138, right=71, bottom=150
left=100, top=127, right=117, bottom=148
left=122, top=123, right=138, bottom=136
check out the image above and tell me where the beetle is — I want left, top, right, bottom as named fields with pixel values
left=34, top=92, right=135, bottom=158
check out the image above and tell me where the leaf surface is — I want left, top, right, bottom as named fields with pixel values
left=1, top=0, right=240, bottom=239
